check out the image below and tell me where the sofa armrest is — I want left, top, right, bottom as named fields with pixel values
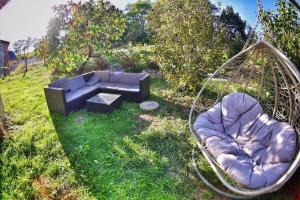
left=139, top=74, right=150, bottom=99
left=44, top=87, right=67, bottom=115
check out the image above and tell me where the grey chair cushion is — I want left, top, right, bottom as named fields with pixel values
left=65, top=85, right=98, bottom=103
left=193, top=92, right=297, bottom=189
left=86, top=75, right=100, bottom=86
left=48, top=77, right=70, bottom=91
left=68, top=75, right=86, bottom=91
left=94, top=71, right=109, bottom=82
left=117, top=73, right=146, bottom=85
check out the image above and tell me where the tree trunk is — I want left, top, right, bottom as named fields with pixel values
left=22, top=57, right=28, bottom=77
left=0, top=92, right=6, bottom=140
left=0, top=93, right=4, bottom=116
left=25, top=57, right=28, bottom=72
left=77, top=47, right=93, bottom=74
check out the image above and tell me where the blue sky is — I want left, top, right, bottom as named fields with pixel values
left=211, top=0, right=276, bottom=26
left=0, top=0, right=278, bottom=48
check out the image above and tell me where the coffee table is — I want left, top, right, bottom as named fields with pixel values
left=86, top=93, right=122, bottom=114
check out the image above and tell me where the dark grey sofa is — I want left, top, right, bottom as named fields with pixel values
left=44, top=71, right=150, bottom=115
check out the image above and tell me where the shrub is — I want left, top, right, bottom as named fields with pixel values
left=149, top=0, right=227, bottom=92
left=113, top=46, right=156, bottom=72
left=260, top=0, right=300, bottom=69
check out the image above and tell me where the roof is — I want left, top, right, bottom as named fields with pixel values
left=0, top=39, right=9, bottom=45
left=0, top=0, right=11, bottom=10
left=8, top=51, right=17, bottom=60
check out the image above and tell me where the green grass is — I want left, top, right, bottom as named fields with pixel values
left=0, top=66, right=298, bottom=200
left=0, top=66, right=200, bottom=199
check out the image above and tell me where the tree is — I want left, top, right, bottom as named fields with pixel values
left=220, top=6, right=247, bottom=41
left=46, top=3, right=72, bottom=53
left=260, top=0, right=300, bottom=69
left=149, top=0, right=226, bottom=92
left=13, top=37, right=37, bottom=74
left=35, top=36, right=49, bottom=65
left=219, top=6, right=248, bottom=56
left=123, top=0, right=152, bottom=44
left=47, top=0, right=126, bottom=74
left=13, top=40, right=23, bottom=57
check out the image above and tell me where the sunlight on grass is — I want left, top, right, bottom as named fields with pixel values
left=0, top=66, right=294, bottom=200
left=0, top=66, right=199, bottom=199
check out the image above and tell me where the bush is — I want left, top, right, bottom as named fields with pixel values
left=149, top=0, right=227, bottom=92
left=113, top=46, right=157, bottom=72
left=260, top=0, right=300, bottom=69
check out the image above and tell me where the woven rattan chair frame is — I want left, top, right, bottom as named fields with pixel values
left=189, top=40, right=300, bottom=199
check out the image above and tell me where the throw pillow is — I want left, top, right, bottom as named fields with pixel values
left=86, top=75, right=100, bottom=86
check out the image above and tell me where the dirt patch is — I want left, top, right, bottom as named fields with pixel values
left=52, top=185, right=78, bottom=200
left=32, top=176, right=53, bottom=199
left=135, top=114, right=161, bottom=131
left=33, top=176, right=78, bottom=200
left=139, top=114, right=160, bottom=123
left=134, top=114, right=178, bottom=132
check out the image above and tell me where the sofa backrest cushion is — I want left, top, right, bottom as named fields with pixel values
left=94, top=71, right=109, bottom=82
left=109, top=71, right=123, bottom=83
left=117, top=73, right=146, bottom=85
left=86, top=75, right=100, bottom=86
left=48, top=77, right=70, bottom=91
left=68, top=75, right=86, bottom=91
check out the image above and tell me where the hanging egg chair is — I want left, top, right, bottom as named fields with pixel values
left=189, top=1, right=300, bottom=199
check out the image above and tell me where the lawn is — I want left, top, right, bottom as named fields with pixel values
left=0, top=65, right=299, bottom=200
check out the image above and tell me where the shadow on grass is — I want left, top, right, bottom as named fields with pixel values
left=50, top=100, right=198, bottom=199
left=50, top=78, right=300, bottom=200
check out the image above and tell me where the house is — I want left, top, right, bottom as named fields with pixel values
left=8, top=51, right=18, bottom=73
left=0, top=40, right=9, bottom=77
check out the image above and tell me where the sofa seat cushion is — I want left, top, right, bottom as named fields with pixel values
left=66, top=85, right=98, bottom=103
left=115, top=84, right=139, bottom=93
left=98, top=82, right=120, bottom=90
left=68, top=75, right=86, bottom=91
left=193, top=93, right=297, bottom=189
left=98, top=82, right=139, bottom=92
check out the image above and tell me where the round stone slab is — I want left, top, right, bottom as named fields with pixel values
left=140, top=101, right=159, bottom=112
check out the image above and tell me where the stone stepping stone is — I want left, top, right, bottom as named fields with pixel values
left=140, top=101, right=159, bottom=112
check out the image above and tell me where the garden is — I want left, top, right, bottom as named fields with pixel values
left=1, top=0, right=300, bottom=199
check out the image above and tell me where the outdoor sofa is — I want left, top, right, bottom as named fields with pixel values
left=44, top=71, right=150, bottom=115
